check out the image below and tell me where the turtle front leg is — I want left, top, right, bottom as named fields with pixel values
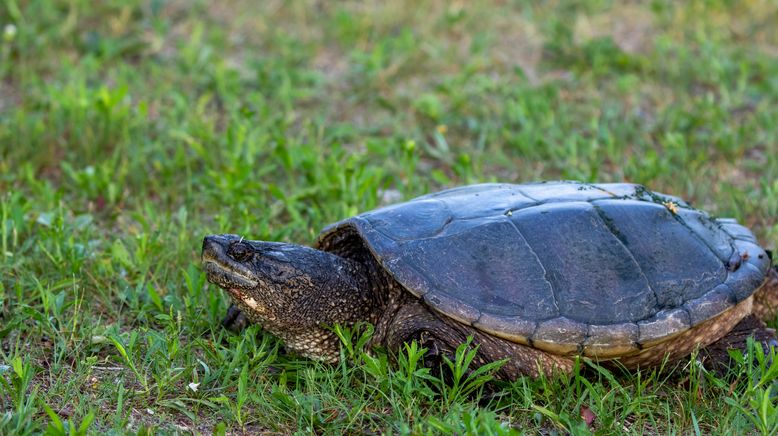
left=221, top=303, right=250, bottom=332
left=753, top=265, right=778, bottom=322
left=376, top=297, right=574, bottom=380
left=376, top=298, right=460, bottom=368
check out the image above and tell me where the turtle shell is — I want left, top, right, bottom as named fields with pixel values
left=317, top=181, right=771, bottom=358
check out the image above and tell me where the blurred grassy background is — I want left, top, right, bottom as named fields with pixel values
left=1, top=0, right=777, bottom=434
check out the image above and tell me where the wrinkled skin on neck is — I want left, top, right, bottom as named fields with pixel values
left=202, top=234, right=380, bottom=361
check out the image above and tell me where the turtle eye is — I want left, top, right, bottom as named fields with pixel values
left=228, top=242, right=252, bottom=262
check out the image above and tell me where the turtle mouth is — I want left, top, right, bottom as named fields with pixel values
left=202, top=259, right=259, bottom=289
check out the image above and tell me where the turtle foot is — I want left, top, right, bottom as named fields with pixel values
left=221, top=304, right=250, bottom=332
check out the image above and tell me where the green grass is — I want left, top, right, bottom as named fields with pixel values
left=1, top=0, right=777, bottom=433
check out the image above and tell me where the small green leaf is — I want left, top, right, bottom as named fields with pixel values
left=109, top=336, right=129, bottom=361
left=111, top=240, right=134, bottom=270
left=77, top=410, right=96, bottom=435
left=147, top=284, right=163, bottom=311
left=42, top=403, right=65, bottom=434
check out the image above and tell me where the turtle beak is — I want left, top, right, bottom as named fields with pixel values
left=201, top=234, right=258, bottom=288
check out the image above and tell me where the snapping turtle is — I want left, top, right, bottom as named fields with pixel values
left=202, top=182, right=778, bottom=379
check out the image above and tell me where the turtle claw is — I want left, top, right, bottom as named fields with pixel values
left=763, top=338, right=778, bottom=363
left=752, top=333, right=778, bottom=370
left=420, top=331, right=442, bottom=357
left=221, top=304, right=249, bottom=332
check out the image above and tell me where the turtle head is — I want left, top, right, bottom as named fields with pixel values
left=201, top=234, right=376, bottom=361
left=202, top=234, right=317, bottom=295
